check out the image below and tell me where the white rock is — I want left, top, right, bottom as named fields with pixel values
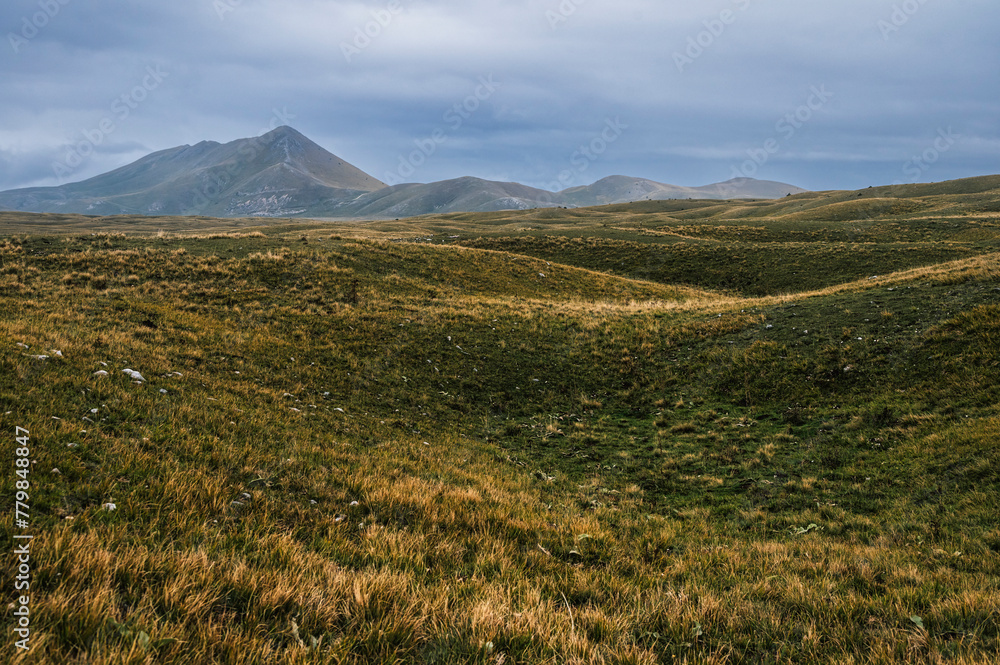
left=102, top=503, right=117, bottom=511
left=90, top=408, right=99, bottom=414
left=16, top=343, right=29, bottom=349
left=122, top=369, right=145, bottom=382
left=159, top=389, right=168, bottom=394
left=93, top=370, right=109, bottom=377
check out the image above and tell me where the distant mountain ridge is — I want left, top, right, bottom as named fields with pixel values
left=0, top=127, right=386, bottom=218
left=0, top=127, right=807, bottom=218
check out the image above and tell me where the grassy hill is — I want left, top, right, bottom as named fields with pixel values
left=2, top=182, right=999, bottom=663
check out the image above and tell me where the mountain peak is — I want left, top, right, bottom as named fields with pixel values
left=259, top=125, right=308, bottom=142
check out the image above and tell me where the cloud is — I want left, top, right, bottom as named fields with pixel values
left=1, top=0, right=998, bottom=192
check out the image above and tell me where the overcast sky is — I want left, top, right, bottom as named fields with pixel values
left=1, top=0, right=997, bottom=193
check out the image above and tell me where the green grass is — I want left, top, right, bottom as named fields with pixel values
left=2, top=195, right=1000, bottom=664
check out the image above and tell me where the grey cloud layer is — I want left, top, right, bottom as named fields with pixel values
left=1, top=0, right=997, bottom=192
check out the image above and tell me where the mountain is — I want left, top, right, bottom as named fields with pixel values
left=0, top=126, right=386, bottom=217
left=558, top=176, right=805, bottom=207
left=0, top=127, right=806, bottom=219
left=314, top=175, right=806, bottom=219
left=318, top=177, right=564, bottom=218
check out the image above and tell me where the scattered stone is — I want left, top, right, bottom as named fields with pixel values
left=102, top=503, right=117, bottom=511
left=93, top=370, right=109, bottom=377
left=51, top=468, right=61, bottom=475
left=122, top=369, right=145, bottom=382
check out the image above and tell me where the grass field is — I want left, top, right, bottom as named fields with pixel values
left=2, top=180, right=1000, bottom=663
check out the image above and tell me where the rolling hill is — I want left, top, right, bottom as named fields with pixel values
left=2, top=187, right=1000, bottom=662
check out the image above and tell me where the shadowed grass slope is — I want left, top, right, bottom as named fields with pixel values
left=1, top=220, right=998, bottom=664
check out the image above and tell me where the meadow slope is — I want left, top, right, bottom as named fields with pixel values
left=1, top=193, right=999, bottom=664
